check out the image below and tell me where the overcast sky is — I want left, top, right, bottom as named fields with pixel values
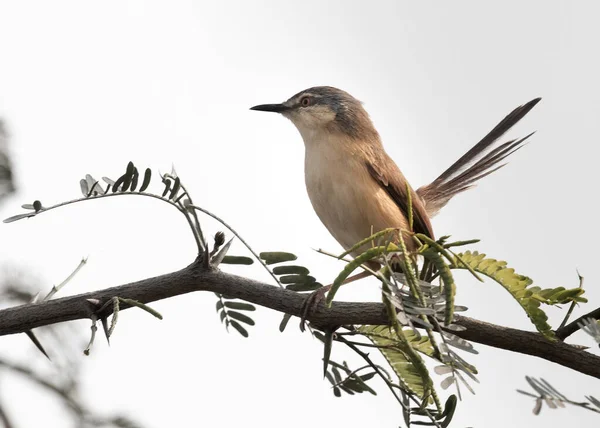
left=0, top=1, right=598, bottom=427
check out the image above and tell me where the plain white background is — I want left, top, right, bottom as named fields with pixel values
left=0, top=1, right=598, bottom=427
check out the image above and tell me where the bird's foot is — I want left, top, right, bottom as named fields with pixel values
left=299, top=284, right=332, bottom=332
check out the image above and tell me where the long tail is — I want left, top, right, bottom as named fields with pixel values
left=417, top=97, right=541, bottom=217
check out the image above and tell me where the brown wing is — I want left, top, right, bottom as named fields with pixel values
left=366, top=153, right=435, bottom=239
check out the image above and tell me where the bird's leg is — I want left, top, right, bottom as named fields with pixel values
left=299, top=270, right=373, bottom=331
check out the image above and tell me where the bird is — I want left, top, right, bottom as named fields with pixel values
left=250, top=86, right=540, bottom=313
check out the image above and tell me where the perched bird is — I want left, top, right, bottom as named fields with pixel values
left=251, top=87, right=540, bottom=300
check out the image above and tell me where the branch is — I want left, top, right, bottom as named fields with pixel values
left=556, top=306, right=600, bottom=340
left=1, top=258, right=599, bottom=379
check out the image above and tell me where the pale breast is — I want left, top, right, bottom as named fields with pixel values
left=304, top=142, right=409, bottom=256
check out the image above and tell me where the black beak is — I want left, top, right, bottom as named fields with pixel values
left=250, top=103, right=290, bottom=113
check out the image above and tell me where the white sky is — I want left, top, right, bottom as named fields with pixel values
left=0, top=1, right=598, bottom=427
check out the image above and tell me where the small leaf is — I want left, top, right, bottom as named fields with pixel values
left=161, top=178, right=172, bottom=197
left=332, top=367, right=342, bottom=383
left=286, top=282, right=323, bottom=292
left=224, top=301, right=256, bottom=311
left=434, top=366, right=454, bottom=375
left=3, top=213, right=36, bottom=223
left=229, top=320, right=249, bottom=337
left=359, top=372, right=376, bottom=382
left=272, top=265, right=310, bottom=275
left=440, top=395, right=457, bottom=427
left=139, top=168, right=152, bottom=192
left=227, top=311, right=255, bottom=326
left=440, top=376, right=455, bottom=390
left=112, top=175, right=125, bottom=192
left=442, top=332, right=478, bottom=354
left=339, top=385, right=355, bottom=395
left=122, top=161, right=135, bottom=190
left=259, top=251, right=297, bottom=265
left=221, top=255, right=254, bottom=265
left=216, top=301, right=224, bottom=312
left=280, top=274, right=315, bottom=285
left=169, top=177, right=181, bottom=200
left=220, top=310, right=227, bottom=323
left=130, top=167, right=139, bottom=191
left=80, top=179, right=89, bottom=196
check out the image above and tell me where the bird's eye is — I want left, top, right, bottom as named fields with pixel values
left=300, top=96, right=312, bottom=107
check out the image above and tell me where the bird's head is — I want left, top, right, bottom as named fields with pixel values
left=250, top=86, right=378, bottom=142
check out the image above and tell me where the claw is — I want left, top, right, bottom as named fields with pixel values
left=300, top=284, right=332, bottom=331
left=298, top=269, right=375, bottom=332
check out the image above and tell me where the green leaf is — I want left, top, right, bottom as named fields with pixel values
left=227, top=311, right=255, bottom=326
left=358, top=325, right=435, bottom=399
left=259, top=251, right=297, bottom=265
left=286, top=282, right=322, bottom=292
left=161, top=178, right=171, bottom=197
left=327, top=244, right=396, bottom=306
left=112, top=174, right=125, bottom=192
left=122, top=161, right=134, bottom=190
left=272, top=265, right=310, bottom=275
left=337, top=227, right=400, bottom=259
left=3, top=213, right=36, bottom=223
left=224, top=301, right=256, bottom=311
left=279, top=274, right=315, bottom=285
left=422, top=248, right=455, bottom=325
left=229, top=320, right=249, bottom=338
left=221, top=255, right=254, bottom=265
left=452, top=251, right=561, bottom=339
left=332, top=367, right=342, bottom=383
left=359, top=372, right=376, bottom=382
left=169, top=176, right=181, bottom=200
left=130, top=167, right=139, bottom=191
left=440, top=395, right=458, bottom=427
left=139, top=168, right=152, bottom=192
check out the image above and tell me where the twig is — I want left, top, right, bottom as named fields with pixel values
left=44, top=258, right=88, bottom=301
left=190, top=204, right=283, bottom=288
left=557, top=271, right=584, bottom=330
left=556, top=306, right=600, bottom=341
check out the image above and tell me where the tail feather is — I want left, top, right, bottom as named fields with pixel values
left=417, top=98, right=540, bottom=217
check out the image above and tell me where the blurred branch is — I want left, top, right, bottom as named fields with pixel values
left=0, top=258, right=598, bottom=379
left=0, top=357, right=141, bottom=427
left=0, top=120, right=15, bottom=202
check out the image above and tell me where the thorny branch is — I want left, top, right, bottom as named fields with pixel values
left=0, top=258, right=599, bottom=379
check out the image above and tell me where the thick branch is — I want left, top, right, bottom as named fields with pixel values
left=0, top=258, right=599, bottom=379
